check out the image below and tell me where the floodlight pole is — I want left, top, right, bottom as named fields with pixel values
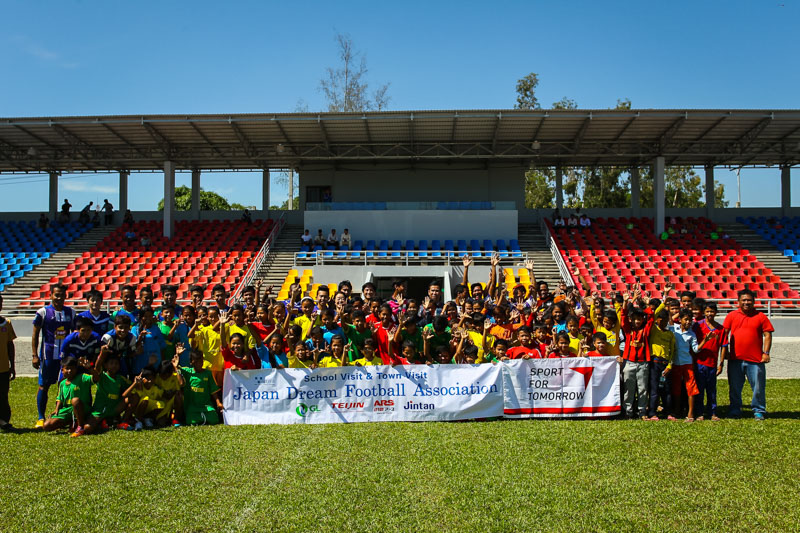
left=704, top=165, right=715, bottom=220
left=653, top=156, right=665, bottom=236
left=119, top=171, right=129, bottom=224
left=630, top=166, right=640, bottom=216
left=262, top=169, right=270, bottom=217
left=163, top=161, right=175, bottom=239
left=781, top=165, right=791, bottom=216
left=191, top=169, right=201, bottom=220
left=48, top=171, right=59, bottom=221
left=555, top=166, right=563, bottom=209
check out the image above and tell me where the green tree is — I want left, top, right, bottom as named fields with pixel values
left=639, top=166, right=729, bottom=208
left=157, top=186, right=247, bottom=211
left=270, top=197, right=299, bottom=210
left=319, top=33, right=390, bottom=112
left=514, top=73, right=541, bottom=110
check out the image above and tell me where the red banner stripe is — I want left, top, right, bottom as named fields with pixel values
left=504, top=405, right=621, bottom=415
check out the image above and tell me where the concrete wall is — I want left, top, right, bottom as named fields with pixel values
left=525, top=207, right=800, bottom=223
left=298, top=163, right=527, bottom=211
left=303, top=210, right=518, bottom=242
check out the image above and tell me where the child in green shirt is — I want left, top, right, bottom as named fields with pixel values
left=42, top=357, right=93, bottom=437
left=89, top=347, right=132, bottom=431
left=175, top=343, right=223, bottom=425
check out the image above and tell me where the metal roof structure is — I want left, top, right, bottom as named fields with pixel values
left=1, top=109, right=799, bottom=173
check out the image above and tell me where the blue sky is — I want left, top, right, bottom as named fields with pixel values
left=1, top=0, right=798, bottom=211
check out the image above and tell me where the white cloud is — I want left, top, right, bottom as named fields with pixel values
left=63, top=181, right=117, bottom=194
left=10, top=35, right=79, bottom=69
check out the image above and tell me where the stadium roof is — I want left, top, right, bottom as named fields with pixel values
left=0, top=109, right=799, bottom=173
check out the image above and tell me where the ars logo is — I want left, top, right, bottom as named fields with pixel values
left=373, top=399, right=395, bottom=413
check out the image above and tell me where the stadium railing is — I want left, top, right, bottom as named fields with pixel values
left=293, top=250, right=529, bottom=266
left=229, top=212, right=286, bottom=305
left=539, top=217, right=572, bottom=285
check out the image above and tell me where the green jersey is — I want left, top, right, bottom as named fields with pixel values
left=343, top=324, right=373, bottom=361
left=53, top=373, right=93, bottom=419
left=91, top=372, right=130, bottom=418
left=158, top=321, right=176, bottom=360
left=179, top=366, right=220, bottom=425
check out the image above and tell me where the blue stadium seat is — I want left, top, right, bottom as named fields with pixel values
left=392, top=240, right=402, bottom=250
left=354, top=240, right=364, bottom=249
left=483, top=239, right=493, bottom=251
left=366, top=240, right=376, bottom=249
left=431, top=240, right=441, bottom=250
left=469, top=239, right=480, bottom=251
left=457, top=239, right=467, bottom=249
left=405, top=240, right=415, bottom=251
left=379, top=240, right=389, bottom=249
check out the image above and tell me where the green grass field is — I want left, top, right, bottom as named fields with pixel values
left=2, top=378, right=799, bottom=532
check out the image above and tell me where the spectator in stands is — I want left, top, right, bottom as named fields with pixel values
left=314, top=229, right=325, bottom=247
left=721, top=289, right=774, bottom=420
left=241, top=209, right=252, bottom=224
left=579, top=213, right=591, bottom=229
left=140, top=235, right=151, bottom=248
left=567, top=212, right=579, bottom=228
left=79, top=202, right=94, bottom=224
left=102, top=199, right=114, bottom=225
left=38, top=213, right=49, bottom=229
left=340, top=228, right=352, bottom=250
left=326, top=229, right=339, bottom=249
left=60, top=199, right=72, bottom=222
left=553, top=210, right=566, bottom=228
left=125, top=228, right=137, bottom=244
left=123, top=209, right=134, bottom=225
left=301, top=229, right=312, bottom=248
left=91, top=209, right=100, bottom=225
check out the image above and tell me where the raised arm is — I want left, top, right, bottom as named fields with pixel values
left=461, top=255, right=472, bottom=293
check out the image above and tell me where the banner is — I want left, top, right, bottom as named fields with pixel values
left=502, top=358, right=621, bottom=418
left=223, top=364, right=504, bottom=425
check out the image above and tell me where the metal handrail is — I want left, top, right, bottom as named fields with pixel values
left=539, top=217, right=572, bottom=286
left=293, top=250, right=529, bottom=266
left=228, top=213, right=286, bottom=304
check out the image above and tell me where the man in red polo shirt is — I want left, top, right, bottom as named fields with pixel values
left=720, top=289, right=773, bottom=420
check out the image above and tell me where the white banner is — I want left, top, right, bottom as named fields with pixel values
left=223, top=364, right=504, bottom=425
left=502, top=358, right=621, bottom=418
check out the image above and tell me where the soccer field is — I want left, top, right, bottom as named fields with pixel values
left=2, top=378, right=799, bottom=532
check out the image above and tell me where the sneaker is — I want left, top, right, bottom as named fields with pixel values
left=116, top=422, right=131, bottom=431
left=684, top=417, right=695, bottom=423
left=134, top=420, right=144, bottom=431
left=34, top=419, right=45, bottom=429
left=70, top=426, right=86, bottom=438
left=171, top=418, right=181, bottom=428
left=143, top=418, right=154, bottom=428
left=667, top=415, right=677, bottom=421
left=754, top=413, right=766, bottom=421
left=99, top=419, right=109, bottom=431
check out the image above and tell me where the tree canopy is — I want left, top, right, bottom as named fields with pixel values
left=157, top=186, right=249, bottom=211
left=514, top=73, right=728, bottom=209
left=319, top=33, right=390, bottom=112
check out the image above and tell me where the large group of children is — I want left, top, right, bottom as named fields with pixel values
left=0, top=251, right=774, bottom=435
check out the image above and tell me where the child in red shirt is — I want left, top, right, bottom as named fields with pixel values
left=692, top=301, right=723, bottom=420
left=505, top=326, right=542, bottom=359
left=548, top=332, right=574, bottom=358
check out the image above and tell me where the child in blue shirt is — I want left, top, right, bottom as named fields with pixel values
left=131, top=307, right=166, bottom=375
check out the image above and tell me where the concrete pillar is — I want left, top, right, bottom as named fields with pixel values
left=262, top=169, right=270, bottom=216
left=191, top=169, right=201, bottom=220
left=48, top=171, right=59, bottom=221
left=704, top=165, right=715, bottom=220
left=630, top=166, right=640, bottom=216
left=782, top=165, right=791, bottom=215
left=119, top=171, right=128, bottom=225
left=653, top=156, right=665, bottom=236
left=163, top=161, right=175, bottom=239
left=555, top=166, right=563, bottom=209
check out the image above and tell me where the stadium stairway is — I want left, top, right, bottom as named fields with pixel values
left=717, top=222, right=800, bottom=291
left=254, top=224, right=305, bottom=289
left=3, top=225, right=117, bottom=314
left=517, top=224, right=564, bottom=286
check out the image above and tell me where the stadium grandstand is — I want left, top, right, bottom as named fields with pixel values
left=1, top=108, right=799, bottom=321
